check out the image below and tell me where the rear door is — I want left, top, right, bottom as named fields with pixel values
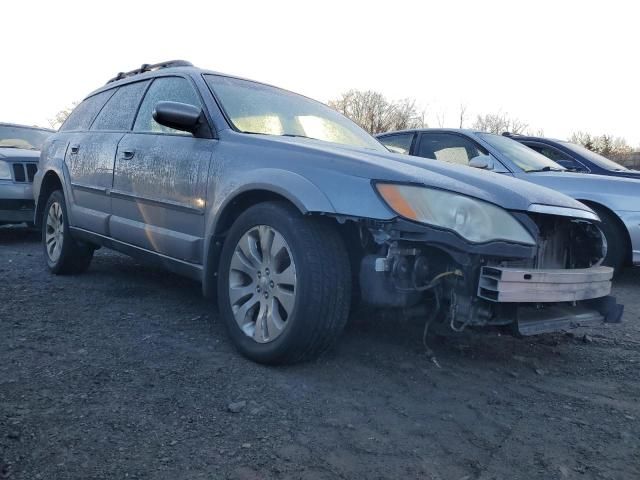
left=65, top=82, right=149, bottom=235
left=110, top=76, right=213, bottom=264
left=62, top=90, right=115, bottom=233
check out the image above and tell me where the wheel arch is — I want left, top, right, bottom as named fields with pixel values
left=35, top=170, right=64, bottom=228
left=578, top=199, right=632, bottom=265
left=202, top=182, right=334, bottom=299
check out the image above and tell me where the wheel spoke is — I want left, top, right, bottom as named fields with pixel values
left=233, top=295, right=259, bottom=327
left=266, top=298, right=286, bottom=335
left=229, top=283, right=256, bottom=306
left=272, top=264, right=296, bottom=287
left=230, top=249, right=258, bottom=277
left=253, top=303, right=268, bottom=342
left=270, top=232, right=287, bottom=264
left=274, top=288, right=295, bottom=317
left=258, top=226, right=274, bottom=263
left=236, top=232, right=263, bottom=269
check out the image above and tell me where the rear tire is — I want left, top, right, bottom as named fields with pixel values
left=42, top=190, right=94, bottom=275
left=217, top=201, right=351, bottom=364
left=591, top=205, right=627, bottom=273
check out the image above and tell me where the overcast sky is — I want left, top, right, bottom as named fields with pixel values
left=3, top=0, right=639, bottom=145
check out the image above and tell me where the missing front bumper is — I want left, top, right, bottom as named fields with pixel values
left=476, top=265, right=622, bottom=335
left=515, top=296, right=623, bottom=335
left=478, top=265, right=613, bottom=303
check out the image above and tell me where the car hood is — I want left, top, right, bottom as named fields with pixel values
left=0, top=147, right=40, bottom=162
left=610, top=169, right=640, bottom=179
left=520, top=170, right=640, bottom=211
left=238, top=134, right=594, bottom=214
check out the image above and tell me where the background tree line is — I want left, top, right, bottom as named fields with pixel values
left=327, top=88, right=637, bottom=165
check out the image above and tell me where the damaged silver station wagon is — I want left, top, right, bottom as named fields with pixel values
left=34, top=61, right=623, bottom=364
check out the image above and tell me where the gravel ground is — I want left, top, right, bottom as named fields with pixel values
left=1, top=226, right=639, bottom=480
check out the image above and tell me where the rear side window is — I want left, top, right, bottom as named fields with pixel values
left=91, top=81, right=149, bottom=131
left=134, top=77, right=202, bottom=135
left=59, top=90, right=114, bottom=132
left=379, top=133, right=414, bottom=154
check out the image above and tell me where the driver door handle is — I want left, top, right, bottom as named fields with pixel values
left=121, top=149, right=136, bottom=160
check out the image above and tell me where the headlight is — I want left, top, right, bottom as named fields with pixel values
left=0, top=160, right=12, bottom=180
left=376, top=183, right=536, bottom=245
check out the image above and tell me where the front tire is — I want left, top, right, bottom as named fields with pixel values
left=217, top=201, right=351, bottom=364
left=42, top=190, right=94, bottom=274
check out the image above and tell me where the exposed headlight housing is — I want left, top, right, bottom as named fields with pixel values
left=0, top=160, right=12, bottom=180
left=376, top=183, right=536, bottom=245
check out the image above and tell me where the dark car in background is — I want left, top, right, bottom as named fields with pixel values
left=34, top=61, right=621, bottom=364
left=377, top=129, right=640, bottom=271
left=507, top=133, right=640, bottom=179
left=0, top=123, right=54, bottom=225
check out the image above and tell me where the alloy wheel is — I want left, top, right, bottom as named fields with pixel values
left=228, top=225, right=297, bottom=343
left=45, top=201, right=64, bottom=262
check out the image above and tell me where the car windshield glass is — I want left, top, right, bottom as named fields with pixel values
left=205, top=75, right=386, bottom=151
left=0, top=125, right=53, bottom=150
left=560, top=141, right=629, bottom=171
left=478, top=133, right=565, bottom=172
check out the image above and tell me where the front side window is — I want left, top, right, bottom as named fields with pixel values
left=418, top=133, right=489, bottom=166
left=60, top=90, right=114, bottom=132
left=525, top=143, right=586, bottom=171
left=478, top=133, right=565, bottom=172
left=0, top=125, right=53, bottom=150
left=379, top=133, right=414, bottom=154
left=205, top=75, right=385, bottom=151
left=91, top=81, right=149, bottom=131
left=134, top=77, right=202, bottom=135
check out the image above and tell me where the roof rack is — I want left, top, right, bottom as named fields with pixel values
left=106, top=60, right=194, bottom=84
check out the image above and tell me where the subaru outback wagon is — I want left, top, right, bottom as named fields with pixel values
left=34, top=61, right=622, bottom=364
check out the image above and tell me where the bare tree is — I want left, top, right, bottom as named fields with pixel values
left=328, top=90, right=425, bottom=134
left=48, top=102, right=78, bottom=130
left=569, top=131, right=633, bottom=161
left=472, top=112, right=529, bottom=135
left=458, top=104, right=468, bottom=128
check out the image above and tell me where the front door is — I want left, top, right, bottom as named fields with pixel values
left=109, top=76, right=213, bottom=264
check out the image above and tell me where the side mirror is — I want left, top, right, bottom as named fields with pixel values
left=469, top=154, right=493, bottom=170
left=152, top=101, right=211, bottom=138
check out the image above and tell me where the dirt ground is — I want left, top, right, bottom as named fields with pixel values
left=1, top=226, right=639, bottom=480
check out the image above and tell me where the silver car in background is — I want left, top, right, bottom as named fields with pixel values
left=0, top=123, right=54, bottom=225
left=377, top=129, right=640, bottom=271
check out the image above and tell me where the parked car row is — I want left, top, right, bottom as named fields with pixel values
left=3, top=60, right=635, bottom=364
left=376, top=129, right=640, bottom=271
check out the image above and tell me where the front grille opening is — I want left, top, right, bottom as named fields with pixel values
left=12, top=164, right=26, bottom=182
left=26, top=163, right=37, bottom=182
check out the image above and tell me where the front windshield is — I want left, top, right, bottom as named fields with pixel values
left=0, top=125, right=52, bottom=150
left=205, top=75, right=385, bottom=151
left=478, top=133, right=565, bottom=172
left=560, top=141, right=629, bottom=171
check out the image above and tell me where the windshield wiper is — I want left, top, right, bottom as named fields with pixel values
left=525, top=166, right=564, bottom=173
left=281, top=134, right=313, bottom=139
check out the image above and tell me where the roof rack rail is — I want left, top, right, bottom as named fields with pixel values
left=106, top=60, right=194, bottom=84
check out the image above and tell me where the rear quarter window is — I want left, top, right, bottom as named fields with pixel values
left=91, top=81, right=149, bottom=131
left=59, top=90, right=114, bottom=132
